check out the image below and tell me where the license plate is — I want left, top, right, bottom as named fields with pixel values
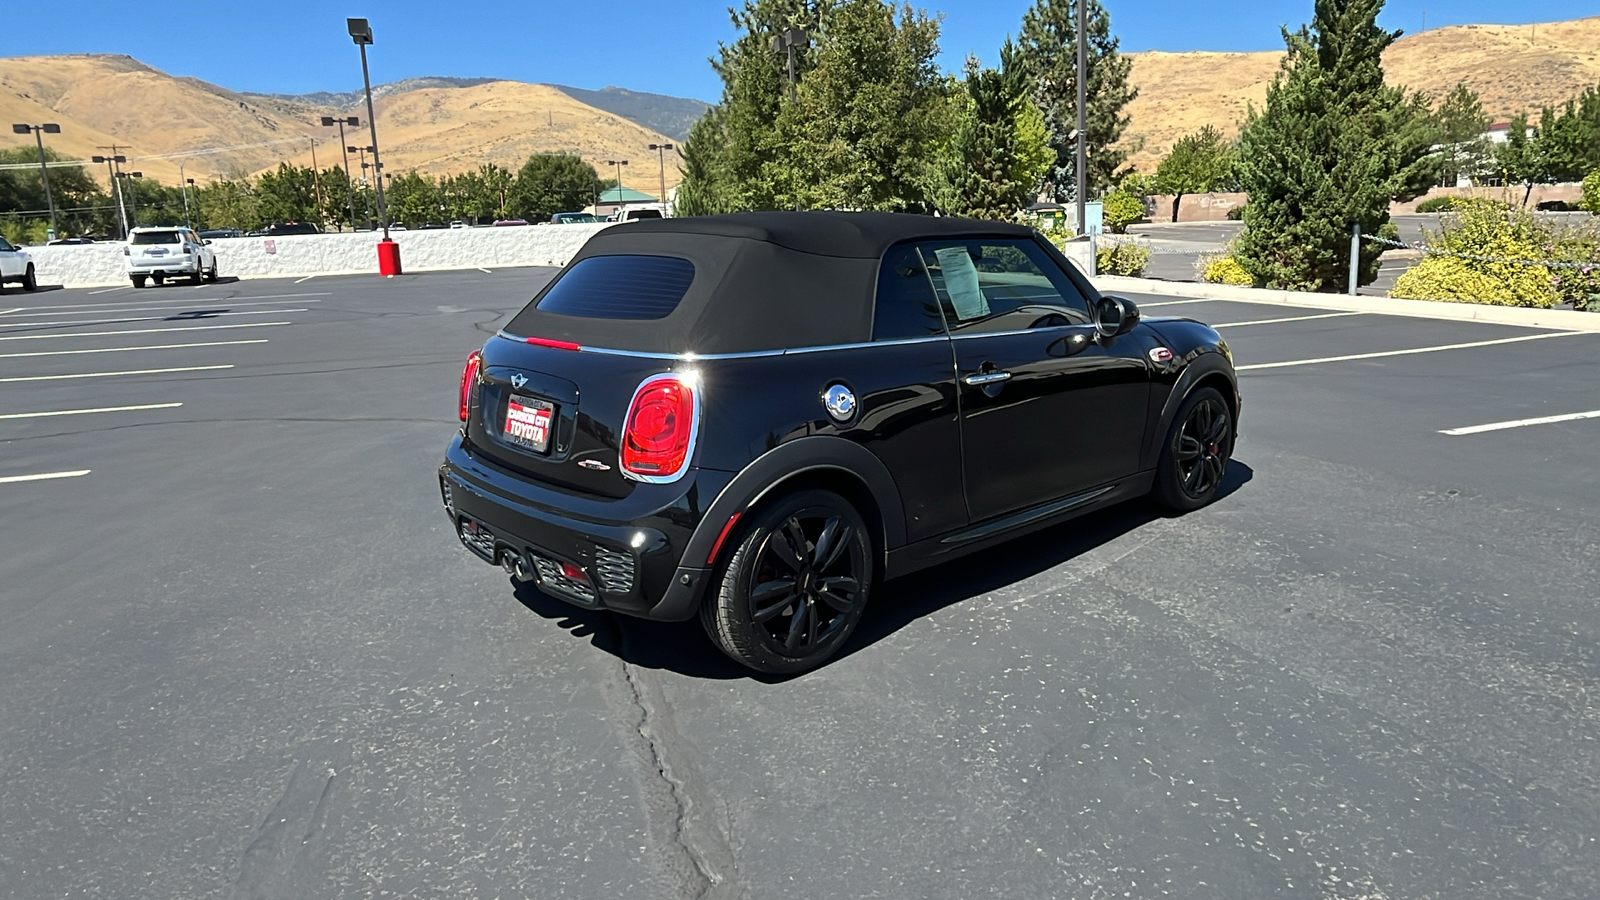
left=503, top=394, right=554, bottom=452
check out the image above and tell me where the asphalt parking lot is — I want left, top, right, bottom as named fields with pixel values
left=3, top=271, right=1599, bottom=899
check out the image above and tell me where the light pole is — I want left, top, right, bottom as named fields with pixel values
left=323, top=116, right=361, bottom=231
left=117, top=172, right=144, bottom=228
left=772, top=28, right=808, bottom=103
left=12, top=123, right=61, bottom=239
left=93, top=150, right=130, bottom=238
left=1074, top=0, right=1088, bottom=235
left=178, top=158, right=194, bottom=229
left=606, top=159, right=628, bottom=216
left=647, top=143, right=673, bottom=211
left=347, top=18, right=392, bottom=245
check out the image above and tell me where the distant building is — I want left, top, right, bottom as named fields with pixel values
left=590, top=187, right=659, bottom=218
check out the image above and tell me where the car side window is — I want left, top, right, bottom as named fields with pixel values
left=914, top=238, right=1093, bottom=334
left=0, top=238, right=14, bottom=252
left=871, top=243, right=948, bottom=341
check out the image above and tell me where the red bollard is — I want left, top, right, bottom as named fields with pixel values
left=376, top=238, right=403, bottom=276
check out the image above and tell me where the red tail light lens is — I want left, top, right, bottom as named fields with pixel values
left=621, top=374, right=697, bottom=481
left=459, top=350, right=482, bottom=422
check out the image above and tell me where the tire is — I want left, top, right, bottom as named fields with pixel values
left=700, top=489, right=873, bottom=674
left=152, top=273, right=165, bottom=286
left=131, top=275, right=147, bottom=289
left=204, top=259, right=219, bottom=283
left=1152, top=386, right=1234, bottom=512
left=22, top=265, right=36, bottom=291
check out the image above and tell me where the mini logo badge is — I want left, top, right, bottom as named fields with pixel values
left=823, top=384, right=856, bottom=422
left=510, top=373, right=527, bottom=390
left=1149, top=347, right=1174, bottom=363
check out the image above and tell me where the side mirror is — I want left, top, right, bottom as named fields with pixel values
left=1094, top=295, right=1141, bottom=340
left=204, top=239, right=213, bottom=245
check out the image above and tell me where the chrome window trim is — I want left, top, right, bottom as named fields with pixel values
left=493, top=331, right=951, bottom=360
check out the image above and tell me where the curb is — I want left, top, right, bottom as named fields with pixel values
left=1091, top=275, right=1600, bottom=333
left=37, top=260, right=561, bottom=290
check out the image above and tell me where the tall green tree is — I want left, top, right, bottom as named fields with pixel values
left=1433, top=82, right=1490, bottom=186
left=769, top=0, right=949, bottom=211
left=1494, top=113, right=1553, bottom=208
left=1233, top=0, right=1438, bottom=291
left=0, top=148, right=113, bottom=237
left=1536, top=95, right=1600, bottom=184
left=931, top=46, right=1048, bottom=220
left=255, top=163, right=320, bottom=226
left=1154, top=125, right=1234, bottom=222
left=508, top=154, right=601, bottom=222
left=387, top=172, right=443, bottom=227
left=1015, top=0, right=1138, bottom=200
left=197, top=178, right=262, bottom=231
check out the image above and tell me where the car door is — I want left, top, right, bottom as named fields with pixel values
left=0, top=237, right=20, bottom=279
left=915, top=237, right=1151, bottom=524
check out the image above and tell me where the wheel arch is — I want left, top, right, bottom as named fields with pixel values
left=684, top=436, right=907, bottom=577
left=1140, top=351, right=1239, bottom=471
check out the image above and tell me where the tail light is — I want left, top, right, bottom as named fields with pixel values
left=621, top=373, right=697, bottom=482
left=459, top=350, right=482, bottom=422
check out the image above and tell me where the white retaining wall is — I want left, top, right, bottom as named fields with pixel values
left=25, top=223, right=614, bottom=288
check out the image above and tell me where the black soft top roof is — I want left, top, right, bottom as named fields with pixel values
left=505, top=211, right=1047, bottom=355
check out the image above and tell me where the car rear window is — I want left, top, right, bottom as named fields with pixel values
left=130, top=231, right=182, bottom=245
left=523, top=255, right=695, bottom=321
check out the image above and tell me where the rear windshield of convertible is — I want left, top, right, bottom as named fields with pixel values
left=521, top=254, right=695, bottom=321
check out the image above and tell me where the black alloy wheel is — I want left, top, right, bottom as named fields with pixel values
left=1154, top=386, right=1233, bottom=511
left=701, top=489, right=872, bottom=674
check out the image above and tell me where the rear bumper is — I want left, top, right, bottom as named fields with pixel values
left=439, top=434, right=730, bottom=621
left=128, top=258, right=199, bottom=274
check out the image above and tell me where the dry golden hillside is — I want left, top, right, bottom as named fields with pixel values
left=1120, top=15, right=1600, bottom=174
left=0, top=54, right=680, bottom=196
left=269, top=81, right=683, bottom=196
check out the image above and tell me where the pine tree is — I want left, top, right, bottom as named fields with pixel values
left=1433, top=83, right=1489, bottom=186
left=1015, top=0, right=1137, bottom=200
left=931, top=44, right=1049, bottom=220
left=1233, top=0, right=1437, bottom=291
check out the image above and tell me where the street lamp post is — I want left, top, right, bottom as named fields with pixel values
left=772, top=28, right=809, bottom=103
left=647, top=143, right=673, bottom=213
left=1074, top=0, right=1088, bottom=235
left=93, top=151, right=130, bottom=238
left=323, top=116, right=361, bottom=231
left=12, top=123, right=62, bottom=239
left=606, top=159, right=629, bottom=216
left=347, top=19, right=391, bottom=242
left=178, top=158, right=194, bottom=229
left=117, top=172, right=144, bottom=228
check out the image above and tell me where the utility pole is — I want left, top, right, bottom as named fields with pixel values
left=179, top=158, right=193, bottom=229
left=95, top=146, right=132, bottom=238
left=309, top=136, right=326, bottom=226
left=323, top=116, right=361, bottom=231
left=1075, top=0, right=1088, bottom=236
left=648, top=143, right=674, bottom=211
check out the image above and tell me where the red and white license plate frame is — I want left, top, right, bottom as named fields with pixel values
left=502, top=394, right=554, bottom=452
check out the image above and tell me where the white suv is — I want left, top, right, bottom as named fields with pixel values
left=0, top=235, right=36, bottom=292
left=126, top=226, right=218, bottom=288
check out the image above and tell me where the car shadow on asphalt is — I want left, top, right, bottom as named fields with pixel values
left=512, top=460, right=1254, bottom=682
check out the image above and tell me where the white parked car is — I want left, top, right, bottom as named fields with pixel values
left=126, top=226, right=218, bottom=288
left=0, top=235, right=36, bottom=292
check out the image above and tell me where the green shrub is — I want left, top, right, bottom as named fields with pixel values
left=1390, top=199, right=1557, bottom=307
left=1583, top=170, right=1600, bottom=214
left=1415, top=195, right=1457, bottom=214
left=1201, top=255, right=1253, bottom=285
left=1224, top=205, right=1245, bottom=221
left=1096, top=241, right=1150, bottom=276
left=1119, top=173, right=1157, bottom=197
left=1101, top=191, right=1145, bottom=234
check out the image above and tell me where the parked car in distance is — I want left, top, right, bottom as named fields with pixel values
left=549, top=212, right=601, bottom=224
left=0, top=235, right=37, bottom=291
left=450, top=220, right=468, bottom=229
left=492, top=219, right=530, bottom=227
left=125, top=226, right=218, bottom=288
left=440, top=211, right=1240, bottom=673
left=418, top=222, right=448, bottom=230
left=47, top=236, right=96, bottom=245
left=264, top=222, right=321, bottom=236
left=198, top=228, right=243, bottom=240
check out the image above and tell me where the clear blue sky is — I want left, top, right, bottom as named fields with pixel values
left=10, top=1, right=1583, bottom=103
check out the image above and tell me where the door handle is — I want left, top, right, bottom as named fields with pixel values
left=963, top=371, right=1013, bottom=386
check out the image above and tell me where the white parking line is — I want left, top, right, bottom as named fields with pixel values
left=0, top=297, right=324, bottom=319
left=0, top=339, right=269, bottom=359
left=0, top=402, right=182, bottom=420
left=0, top=321, right=288, bottom=342
left=1237, top=331, right=1588, bottom=371
left=1, top=292, right=329, bottom=313
left=0, top=469, right=91, bottom=485
left=294, top=275, right=316, bottom=283
left=478, top=268, right=492, bottom=274
left=1139, top=299, right=1218, bottom=307
left=87, top=287, right=125, bottom=295
left=1214, top=312, right=1364, bottom=328
left=1441, top=408, right=1600, bottom=436
left=0, top=309, right=307, bottom=329
left=0, top=365, right=233, bottom=383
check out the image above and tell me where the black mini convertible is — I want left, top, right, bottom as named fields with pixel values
left=440, top=212, right=1239, bottom=673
